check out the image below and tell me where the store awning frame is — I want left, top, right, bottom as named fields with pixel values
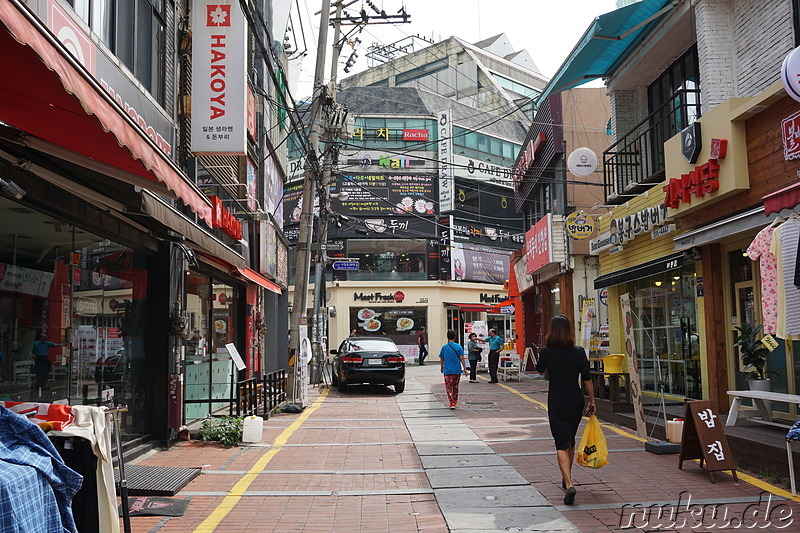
left=234, top=267, right=282, bottom=294
left=536, top=0, right=678, bottom=103
left=0, top=0, right=212, bottom=226
left=443, top=302, right=495, bottom=313
left=593, top=251, right=687, bottom=289
left=763, top=182, right=800, bottom=216
left=673, top=206, right=778, bottom=250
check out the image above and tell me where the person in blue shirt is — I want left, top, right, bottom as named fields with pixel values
left=439, top=330, right=467, bottom=409
left=487, top=329, right=504, bottom=383
left=32, top=334, right=60, bottom=389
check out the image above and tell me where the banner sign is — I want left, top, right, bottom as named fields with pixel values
left=450, top=242, right=510, bottom=284
left=620, top=293, right=647, bottom=437
left=579, top=298, right=595, bottom=352
left=438, top=110, right=454, bottom=212
left=525, top=214, right=552, bottom=275
left=191, top=1, right=248, bottom=155
left=332, top=174, right=435, bottom=215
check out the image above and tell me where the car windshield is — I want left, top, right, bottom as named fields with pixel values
left=348, top=339, right=398, bottom=352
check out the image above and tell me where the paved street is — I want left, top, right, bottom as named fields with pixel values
left=126, top=365, right=800, bottom=532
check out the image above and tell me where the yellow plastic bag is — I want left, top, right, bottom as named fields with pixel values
left=576, top=414, right=609, bottom=469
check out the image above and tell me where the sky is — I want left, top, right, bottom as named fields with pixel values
left=291, top=0, right=619, bottom=99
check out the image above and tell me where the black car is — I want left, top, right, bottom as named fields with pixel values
left=331, top=337, right=405, bottom=393
left=94, top=350, right=125, bottom=385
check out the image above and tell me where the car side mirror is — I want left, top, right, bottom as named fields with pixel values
left=330, top=349, right=338, bottom=355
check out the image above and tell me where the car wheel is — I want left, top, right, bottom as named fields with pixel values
left=337, top=380, right=348, bottom=393
left=394, top=381, right=405, bottom=394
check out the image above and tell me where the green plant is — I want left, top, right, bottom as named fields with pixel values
left=197, top=416, right=244, bottom=447
left=733, top=323, right=772, bottom=380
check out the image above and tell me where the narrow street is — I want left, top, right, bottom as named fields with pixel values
left=126, top=366, right=800, bottom=532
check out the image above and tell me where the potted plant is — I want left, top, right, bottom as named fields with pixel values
left=733, top=323, right=773, bottom=392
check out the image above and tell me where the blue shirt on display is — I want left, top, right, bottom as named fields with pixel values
left=439, top=342, right=464, bottom=375
left=488, top=335, right=503, bottom=351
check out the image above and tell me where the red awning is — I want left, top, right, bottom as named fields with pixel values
left=0, top=0, right=212, bottom=226
left=489, top=299, right=516, bottom=313
left=235, top=267, right=282, bottom=295
left=763, top=181, right=800, bottom=215
left=444, top=302, right=494, bottom=313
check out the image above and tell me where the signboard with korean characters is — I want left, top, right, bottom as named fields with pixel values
left=331, top=174, right=435, bottom=216
left=678, top=400, right=738, bottom=482
left=564, top=211, right=595, bottom=240
left=525, top=214, right=553, bottom=275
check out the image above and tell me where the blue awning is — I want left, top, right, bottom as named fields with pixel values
left=537, top=0, right=678, bottom=103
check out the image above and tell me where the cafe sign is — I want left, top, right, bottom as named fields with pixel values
left=565, top=211, right=595, bottom=239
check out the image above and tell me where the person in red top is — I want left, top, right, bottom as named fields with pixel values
left=417, top=326, right=428, bottom=365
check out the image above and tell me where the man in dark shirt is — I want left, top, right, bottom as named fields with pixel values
left=32, top=334, right=60, bottom=389
left=417, top=326, right=428, bottom=365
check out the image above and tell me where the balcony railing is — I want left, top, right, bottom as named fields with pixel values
left=603, top=89, right=701, bottom=203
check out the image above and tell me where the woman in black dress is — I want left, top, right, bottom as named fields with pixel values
left=535, top=315, right=596, bottom=505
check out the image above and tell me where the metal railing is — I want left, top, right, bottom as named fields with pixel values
left=603, top=89, right=701, bottom=202
left=235, top=369, right=287, bottom=418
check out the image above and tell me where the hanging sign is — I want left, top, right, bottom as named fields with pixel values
left=781, top=46, right=800, bottom=103
left=564, top=211, right=595, bottom=239
left=191, top=0, right=248, bottom=155
left=566, top=147, right=597, bottom=177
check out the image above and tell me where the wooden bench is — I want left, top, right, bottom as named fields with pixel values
left=727, top=390, right=800, bottom=496
left=725, top=390, right=800, bottom=427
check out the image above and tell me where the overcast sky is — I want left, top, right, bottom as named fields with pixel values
left=292, top=0, right=619, bottom=98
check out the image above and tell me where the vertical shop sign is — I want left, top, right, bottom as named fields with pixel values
left=525, top=214, right=552, bottom=275
left=191, top=1, right=248, bottom=155
left=579, top=298, right=595, bottom=352
left=620, top=293, right=647, bottom=437
left=782, top=109, right=800, bottom=160
left=438, top=110, right=454, bottom=212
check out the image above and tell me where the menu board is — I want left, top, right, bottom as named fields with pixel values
left=331, top=174, right=435, bottom=215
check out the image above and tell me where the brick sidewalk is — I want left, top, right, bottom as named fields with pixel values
left=122, top=366, right=800, bottom=532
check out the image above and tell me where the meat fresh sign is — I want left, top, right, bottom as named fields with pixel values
left=191, top=1, right=247, bottom=155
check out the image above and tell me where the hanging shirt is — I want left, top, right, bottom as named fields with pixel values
left=747, top=225, right=778, bottom=334
left=772, top=219, right=800, bottom=337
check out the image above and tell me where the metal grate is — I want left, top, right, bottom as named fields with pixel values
left=115, top=465, right=201, bottom=496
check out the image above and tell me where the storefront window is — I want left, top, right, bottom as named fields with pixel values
left=184, top=273, right=239, bottom=421
left=347, top=239, right=427, bottom=281
left=629, top=264, right=701, bottom=399
left=349, top=306, right=426, bottom=356
left=0, top=197, right=151, bottom=440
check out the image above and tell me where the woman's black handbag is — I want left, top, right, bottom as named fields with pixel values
left=472, top=347, right=483, bottom=361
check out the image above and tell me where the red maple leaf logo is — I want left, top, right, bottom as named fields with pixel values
left=207, top=5, right=231, bottom=27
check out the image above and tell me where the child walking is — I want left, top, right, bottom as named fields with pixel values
left=439, top=330, right=467, bottom=409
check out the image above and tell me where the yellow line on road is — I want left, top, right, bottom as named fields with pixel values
left=193, top=388, right=330, bottom=532
left=497, top=379, right=800, bottom=502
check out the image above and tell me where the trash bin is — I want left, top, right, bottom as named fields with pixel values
left=666, top=418, right=684, bottom=443
left=242, top=415, right=264, bottom=443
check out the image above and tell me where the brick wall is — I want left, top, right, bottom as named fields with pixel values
left=733, top=0, right=793, bottom=97
left=696, top=0, right=735, bottom=110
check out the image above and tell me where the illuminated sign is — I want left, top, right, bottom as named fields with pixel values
left=210, top=196, right=243, bottom=240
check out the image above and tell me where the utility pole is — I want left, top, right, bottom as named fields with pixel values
left=288, top=0, right=331, bottom=401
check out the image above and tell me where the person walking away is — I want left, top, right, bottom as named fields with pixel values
left=487, top=329, right=504, bottom=383
left=439, top=330, right=467, bottom=409
left=466, top=333, right=482, bottom=383
left=417, top=326, right=428, bottom=365
left=535, top=315, right=596, bottom=506
left=32, top=334, right=60, bottom=390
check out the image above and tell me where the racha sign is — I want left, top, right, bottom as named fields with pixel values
left=514, top=132, right=546, bottom=190
left=210, top=196, right=243, bottom=240
left=782, top=109, right=800, bottom=160
left=354, top=291, right=405, bottom=303
left=663, top=139, right=728, bottom=209
left=403, top=129, right=429, bottom=141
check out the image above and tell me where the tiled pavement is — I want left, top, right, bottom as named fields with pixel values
left=124, top=364, right=800, bottom=532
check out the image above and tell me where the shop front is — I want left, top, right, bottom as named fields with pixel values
left=594, top=186, right=703, bottom=401
left=327, top=282, right=509, bottom=360
left=667, top=83, right=800, bottom=415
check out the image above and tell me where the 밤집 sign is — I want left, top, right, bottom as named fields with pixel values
left=525, top=214, right=552, bottom=275
left=191, top=1, right=248, bottom=155
left=678, top=400, right=738, bottom=483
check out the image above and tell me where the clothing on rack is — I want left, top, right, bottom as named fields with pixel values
left=771, top=217, right=800, bottom=337
left=0, top=405, right=82, bottom=533
left=747, top=225, right=778, bottom=334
